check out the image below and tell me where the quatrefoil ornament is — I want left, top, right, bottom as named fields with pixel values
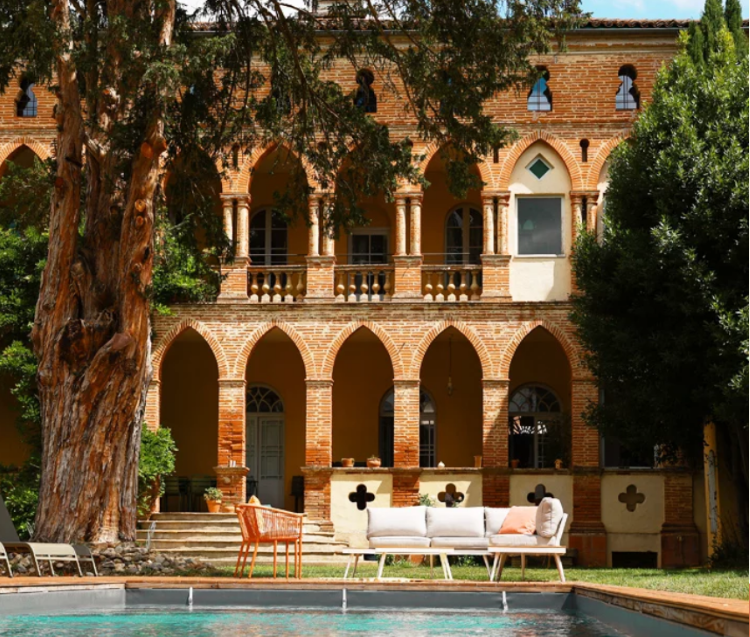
left=618, top=484, right=645, bottom=512
left=349, top=484, right=375, bottom=511
left=437, top=483, right=465, bottom=508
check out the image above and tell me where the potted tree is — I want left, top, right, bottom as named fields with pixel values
left=204, top=487, right=223, bottom=513
left=366, top=455, right=381, bottom=469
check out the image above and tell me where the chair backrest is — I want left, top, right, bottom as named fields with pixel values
left=551, top=513, right=568, bottom=546
left=237, top=504, right=302, bottom=541
left=0, top=494, right=20, bottom=543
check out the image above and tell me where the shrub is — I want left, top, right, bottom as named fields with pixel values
left=138, top=426, right=177, bottom=516
left=0, top=458, right=40, bottom=539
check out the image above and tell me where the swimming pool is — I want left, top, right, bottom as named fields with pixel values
left=0, top=608, right=624, bottom=637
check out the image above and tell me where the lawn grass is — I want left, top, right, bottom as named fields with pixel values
left=208, top=561, right=749, bottom=601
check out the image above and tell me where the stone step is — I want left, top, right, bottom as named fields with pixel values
left=138, top=520, right=332, bottom=536
left=136, top=533, right=346, bottom=547
left=150, top=547, right=350, bottom=562
left=144, top=537, right=347, bottom=551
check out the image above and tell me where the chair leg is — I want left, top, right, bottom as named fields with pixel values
left=497, top=554, right=507, bottom=581
left=521, top=554, right=526, bottom=580
left=554, top=555, right=566, bottom=583
left=240, top=541, right=252, bottom=578
left=298, top=540, right=303, bottom=580
left=234, top=542, right=248, bottom=578
left=273, top=541, right=278, bottom=579
left=285, top=542, right=290, bottom=580
left=248, top=542, right=260, bottom=578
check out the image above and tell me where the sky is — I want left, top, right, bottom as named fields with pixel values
left=180, top=0, right=750, bottom=19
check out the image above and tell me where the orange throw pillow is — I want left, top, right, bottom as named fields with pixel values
left=498, top=506, right=537, bottom=535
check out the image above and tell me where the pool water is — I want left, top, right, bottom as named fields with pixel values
left=0, top=608, right=626, bottom=636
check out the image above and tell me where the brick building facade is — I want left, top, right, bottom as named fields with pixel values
left=0, top=19, right=712, bottom=567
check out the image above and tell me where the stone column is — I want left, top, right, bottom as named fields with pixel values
left=393, top=193, right=423, bottom=301
left=305, top=196, right=336, bottom=302
left=409, top=194, right=422, bottom=256
left=144, top=379, right=160, bottom=432
left=395, top=196, right=407, bottom=256
left=218, top=194, right=250, bottom=302
left=301, top=467, right=333, bottom=523
left=481, top=194, right=495, bottom=256
left=569, top=192, right=584, bottom=292
left=585, top=191, right=599, bottom=234
left=661, top=472, right=701, bottom=567
left=482, top=379, right=510, bottom=507
left=393, top=379, right=420, bottom=468
left=393, top=470, right=421, bottom=507
left=216, top=378, right=248, bottom=504
left=308, top=195, right=320, bottom=257
left=305, top=379, right=333, bottom=466
left=221, top=195, right=234, bottom=252
left=569, top=378, right=606, bottom=566
left=481, top=192, right=512, bottom=302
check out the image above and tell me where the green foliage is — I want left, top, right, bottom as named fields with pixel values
left=0, top=459, right=41, bottom=540
left=688, top=0, right=747, bottom=66
left=418, top=493, right=436, bottom=507
left=571, top=25, right=748, bottom=501
left=138, top=427, right=177, bottom=516
left=204, top=487, right=223, bottom=502
left=724, top=0, right=749, bottom=59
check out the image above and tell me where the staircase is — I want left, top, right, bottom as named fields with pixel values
left=136, top=513, right=350, bottom=565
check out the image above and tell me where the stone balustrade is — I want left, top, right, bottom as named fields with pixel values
left=247, top=266, right=306, bottom=303
left=422, top=265, right=482, bottom=302
left=334, top=265, right=394, bottom=302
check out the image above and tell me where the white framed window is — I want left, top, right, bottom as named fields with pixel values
left=516, top=196, right=563, bottom=256
left=249, top=208, right=288, bottom=265
left=348, top=228, right=389, bottom=264
left=445, top=206, right=483, bottom=265
left=508, top=384, right=564, bottom=469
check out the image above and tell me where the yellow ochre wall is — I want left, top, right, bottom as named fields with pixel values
left=160, top=333, right=219, bottom=479
left=245, top=332, right=306, bottom=512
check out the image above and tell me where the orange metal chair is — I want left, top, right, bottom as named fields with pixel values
left=235, top=504, right=304, bottom=579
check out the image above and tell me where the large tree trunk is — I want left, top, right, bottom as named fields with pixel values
left=30, top=0, right=175, bottom=544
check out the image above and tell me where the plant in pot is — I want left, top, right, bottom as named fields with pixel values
left=366, top=455, right=381, bottom=469
left=341, top=457, right=355, bottom=468
left=204, top=487, right=223, bottom=513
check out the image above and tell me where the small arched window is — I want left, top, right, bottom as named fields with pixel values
left=580, top=139, right=589, bottom=163
left=249, top=209, right=288, bottom=265
left=446, top=206, right=483, bottom=265
left=528, top=68, right=552, bottom=112
left=247, top=385, right=284, bottom=413
left=354, top=69, right=377, bottom=113
left=508, top=384, right=563, bottom=469
left=615, top=65, right=640, bottom=110
left=16, top=78, right=37, bottom=118
left=380, top=388, right=436, bottom=468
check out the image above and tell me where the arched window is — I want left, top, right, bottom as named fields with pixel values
left=247, top=385, right=284, bottom=413
left=615, top=65, right=639, bottom=110
left=379, top=388, right=436, bottom=468
left=16, top=78, right=37, bottom=118
left=354, top=69, right=377, bottom=113
left=508, top=384, right=564, bottom=469
left=580, top=139, right=589, bottom=163
left=249, top=208, right=288, bottom=265
left=446, top=206, right=483, bottom=265
left=527, top=68, right=552, bottom=112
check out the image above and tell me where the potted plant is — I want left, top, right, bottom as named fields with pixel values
left=510, top=459, right=520, bottom=469
left=366, top=455, right=381, bottom=468
left=204, top=487, right=223, bottom=513
left=341, top=457, right=355, bottom=468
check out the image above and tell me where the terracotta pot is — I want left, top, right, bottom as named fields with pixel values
left=474, top=455, right=483, bottom=468
left=510, top=459, right=520, bottom=469
left=366, top=458, right=381, bottom=468
left=341, top=457, right=355, bottom=468
left=221, top=503, right=236, bottom=513
left=554, top=459, right=564, bottom=470
left=206, top=499, right=222, bottom=513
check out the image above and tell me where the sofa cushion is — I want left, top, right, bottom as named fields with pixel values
left=484, top=508, right=511, bottom=537
left=498, top=506, right=537, bottom=535
left=489, top=534, right=553, bottom=547
left=367, top=506, right=426, bottom=538
left=426, top=507, right=485, bottom=538
left=369, top=536, right=431, bottom=549
left=536, top=497, right=564, bottom=538
left=430, top=536, right=489, bottom=549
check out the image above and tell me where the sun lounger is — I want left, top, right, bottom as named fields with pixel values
left=0, top=542, right=11, bottom=577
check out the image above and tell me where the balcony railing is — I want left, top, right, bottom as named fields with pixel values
left=422, top=265, right=482, bottom=302
left=335, top=265, right=394, bottom=302
left=247, top=266, right=307, bottom=303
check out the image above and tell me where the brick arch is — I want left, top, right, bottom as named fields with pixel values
left=152, top=319, right=229, bottom=381
left=418, top=142, right=493, bottom=188
left=497, top=132, right=583, bottom=191
left=236, top=143, right=318, bottom=193
left=498, top=320, right=585, bottom=380
left=320, top=321, right=405, bottom=380
left=585, top=135, right=627, bottom=191
left=410, top=320, right=492, bottom=380
left=0, top=137, right=53, bottom=166
left=233, top=321, right=315, bottom=379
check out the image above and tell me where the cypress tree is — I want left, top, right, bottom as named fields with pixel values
left=702, top=0, right=726, bottom=59
left=688, top=22, right=706, bottom=66
left=724, top=0, right=749, bottom=60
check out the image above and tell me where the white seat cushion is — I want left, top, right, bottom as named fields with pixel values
left=489, top=534, right=553, bottom=547
left=430, top=536, right=489, bottom=549
left=536, top=497, right=564, bottom=538
left=426, top=507, right=485, bottom=538
left=367, top=507, right=426, bottom=538
left=484, top=508, right=511, bottom=538
left=369, top=536, right=432, bottom=549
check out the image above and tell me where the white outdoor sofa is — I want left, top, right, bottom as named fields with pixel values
left=343, top=498, right=568, bottom=581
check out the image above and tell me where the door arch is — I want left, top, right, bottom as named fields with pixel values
left=246, top=384, right=285, bottom=508
left=379, top=388, right=437, bottom=468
